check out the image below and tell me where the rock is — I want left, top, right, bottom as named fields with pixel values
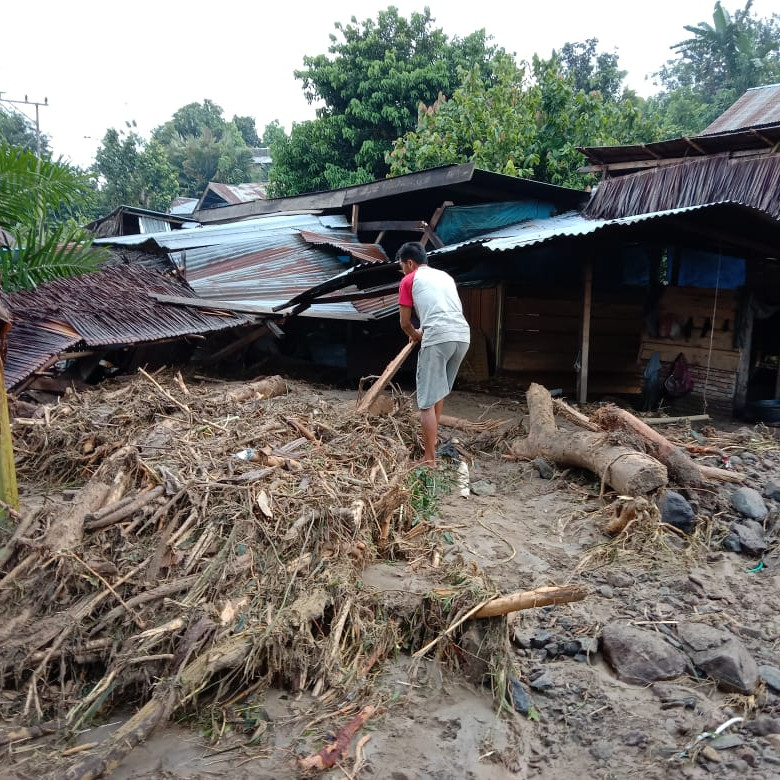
left=761, top=666, right=780, bottom=693
left=469, top=480, right=496, bottom=496
left=529, top=672, right=554, bottom=691
left=677, top=622, right=759, bottom=695
left=604, top=571, right=634, bottom=588
left=598, top=585, right=614, bottom=599
left=579, top=636, right=599, bottom=655
left=508, top=677, right=534, bottom=717
left=730, top=487, right=768, bottom=521
left=530, top=629, right=553, bottom=648
left=764, top=480, right=780, bottom=501
left=561, top=640, right=581, bottom=656
left=722, top=533, right=742, bottom=553
left=658, top=490, right=697, bottom=533
left=710, top=733, right=744, bottom=750
left=700, top=745, right=722, bottom=763
left=602, top=623, right=687, bottom=685
left=532, top=458, right=555, bottom=480
left=731, top=520, right=767, bottom=556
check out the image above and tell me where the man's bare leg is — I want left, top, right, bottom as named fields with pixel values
left=420, top=406, right=438, bottom=465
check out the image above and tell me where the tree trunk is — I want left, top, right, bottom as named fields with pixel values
left=510, top=383, right=667, bottom=496
left=592, top=405, right=703, bottom=487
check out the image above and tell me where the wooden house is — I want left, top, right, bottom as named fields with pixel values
left=575, top=83, right=780, bottom=416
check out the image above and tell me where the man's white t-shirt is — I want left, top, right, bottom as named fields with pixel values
left=399, top=265, right=471, bottom=348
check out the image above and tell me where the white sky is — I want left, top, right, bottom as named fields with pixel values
left=3, top=0, right=777, bottom=169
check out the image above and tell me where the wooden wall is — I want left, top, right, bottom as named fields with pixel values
left=499, top=285, right=644, bottom=395
left=638, top=286, right=740, bottom=415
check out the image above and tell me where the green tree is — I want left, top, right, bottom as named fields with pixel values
left=261, top=120, right=287, bottom=148
left=389, top=51, right=660, bottom=189
left=93, top=127, right=179, bottom=213
left=0, top=145, right=105, bottom=291
left=648, top=1, right=780, bottom=136
left=152, top=100, right=256, bottom=196
left=270, top=6, right=499, bottom=195
left=555, top=39, right=627, bottom=101
left=232, top=114, right=260, bottom=147
left=0, top=108, right=50, bottom=155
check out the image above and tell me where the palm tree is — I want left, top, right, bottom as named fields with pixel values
left=0, top=144, right=106, bottom=291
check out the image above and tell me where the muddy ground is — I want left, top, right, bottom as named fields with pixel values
left=4, top=380, right=780, bottom=780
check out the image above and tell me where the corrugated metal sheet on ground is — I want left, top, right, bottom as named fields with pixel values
left=701, top=84, right=780, bottom=135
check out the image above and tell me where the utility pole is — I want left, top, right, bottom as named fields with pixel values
left=0, top=93, right=49, bottom=158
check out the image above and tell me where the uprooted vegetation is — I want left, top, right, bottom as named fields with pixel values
left=4, top=371, right=780, bottom=778
left=1, top=371, right=527, bottom=778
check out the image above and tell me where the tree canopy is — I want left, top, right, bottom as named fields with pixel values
left=267, top=6, right=500, bottom=196
left=388, top=50, right=658, bottom=189
left=0, top=108, right=51, bottom=156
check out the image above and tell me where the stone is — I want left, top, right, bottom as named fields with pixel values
left=730, top=487, right=768, bottom=521
left=658, top=490, right=697, bottom=533
left=731, top=520, right=767, bottom=556
left=602, top=622, right=687, bottom=685
left=532, top=457, right=554, bottom=480
left=677, top=622, right=759, bottom=695
left=509, top=677, right=534, bottom=717
left=722, top=534, right=742, bottom=553
left=760, top=665, right=780, bottom=693
left=764, top=480, right=780, bottom=501
left=469, top=480, right=496, bottom=496
left=530, top=629, right=553, bottom=648
left=710, top=734, right=744, bottom=750
left=529, top=672, right=554, bottom=691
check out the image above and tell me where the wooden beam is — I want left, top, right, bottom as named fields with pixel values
left=356, top=341, right=416, bottom=413
left=734, top=293, right=754, bottom=411
left=357, top=220, right=427, bottom=232
left=150, top=294, right=269, bottom=317
left=205, top=325, right=269, bottom=362
left=351, top=204, right=359, bottom=234
left=577, top=261, right=593, bottom=405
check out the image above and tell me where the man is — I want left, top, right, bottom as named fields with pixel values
left=396, top=241, right=470, bottom=466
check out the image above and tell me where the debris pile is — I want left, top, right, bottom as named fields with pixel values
left=2, top=370, right=516, bottom=777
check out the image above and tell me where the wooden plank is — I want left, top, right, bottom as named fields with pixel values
left=356, top=341, right=417, bottom=413
left=578, top=262, right=593, bottom=404
left=639, top=340, right=740, bottom=372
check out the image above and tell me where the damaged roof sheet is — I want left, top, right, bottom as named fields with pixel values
left=275, top=202, right=780, bottom=312
left=2, top=265, right=255, bottom=390
left=95, top=213, right=389, bottom=321
left=701, top=83, right=780, bottom=135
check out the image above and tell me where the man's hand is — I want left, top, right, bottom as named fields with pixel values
left=408, top=328, right=422, bottom=344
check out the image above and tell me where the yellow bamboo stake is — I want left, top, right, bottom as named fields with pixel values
left=0, top=356, right=18, bottom=513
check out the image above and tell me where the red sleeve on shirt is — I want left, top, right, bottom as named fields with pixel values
left=398, top=269, right=416, bottom=307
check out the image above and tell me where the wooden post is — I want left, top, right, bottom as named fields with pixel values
left=734, top=292, right=754, bottom=411
left=0, top=356, right=18, bottom=513
left=577, top=260, right=593, bottom=405
left=495, top=282, right=505, bottom=374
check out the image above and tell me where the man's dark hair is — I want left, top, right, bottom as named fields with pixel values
left=396, top=241, right=428, bottom=265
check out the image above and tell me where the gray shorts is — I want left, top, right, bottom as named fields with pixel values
left=416, top=341, right=469, bottom=409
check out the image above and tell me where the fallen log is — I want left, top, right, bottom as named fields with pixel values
left=356, top=341, right=416, bottom=413
left=439, top=414, right=512, bottom=432
left=510, top=384, right=667, bottom=496
left=472, top=584, right=587, bottom=618
left=223, top=375, right=288, bottom=404
left=592, top=405, right=741, bottom=486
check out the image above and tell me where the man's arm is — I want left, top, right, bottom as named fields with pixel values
left=399, top=305, right=422, bottom=343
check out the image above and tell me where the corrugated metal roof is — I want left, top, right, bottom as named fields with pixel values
left=276, top=201, right=780, bottom=313
left=96, top=213, right=351, bottom=251
left=431, top=203, right=774, bottom=255
left=96, top=213, right=388, bottom=321
left=1, top=266, right=256, bottom=389
left=204, top=182, right=267, bottom=205
left=701, top=84, right=780, bottom=135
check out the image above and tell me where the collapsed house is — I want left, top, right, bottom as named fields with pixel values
left=6, top=87, right=780, bottom=421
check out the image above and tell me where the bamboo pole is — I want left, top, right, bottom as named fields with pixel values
left=0, top=357, right=18, bottom=513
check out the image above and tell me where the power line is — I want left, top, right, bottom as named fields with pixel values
left=0, top=94, right=49, bottom=158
